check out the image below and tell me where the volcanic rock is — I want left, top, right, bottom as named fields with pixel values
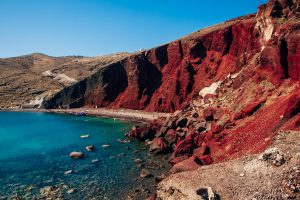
left=69, top=151, right=84, bottom=159
left=85, top=145, right=95, bottom=152
left=259, top=147, right=285, bottom=166
left=140, top=169, right=151, bottom=178
left=164, top=129, right=177, bottom=145
left=149, top=138, right=169, bottom=154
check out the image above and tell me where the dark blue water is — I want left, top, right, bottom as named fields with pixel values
left=0, top=112, right=154, bottom=199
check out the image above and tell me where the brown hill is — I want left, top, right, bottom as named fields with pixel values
left=0, top=52, right=130, bottom=108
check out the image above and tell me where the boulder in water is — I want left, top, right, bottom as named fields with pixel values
left=85, top=145, right=95, bottom=152
left=69, top=151, right=84, bottom=159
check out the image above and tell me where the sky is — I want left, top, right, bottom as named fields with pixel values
left=0, top=0, right=267, bottom=58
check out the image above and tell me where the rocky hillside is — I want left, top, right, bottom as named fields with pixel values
left=127, top=0, right=300, bottom=199
left=42, top=0, right=300, bottom=115
left=1, top=0, right=300, bottom=199
left=0, top=52, right=130, bottom=108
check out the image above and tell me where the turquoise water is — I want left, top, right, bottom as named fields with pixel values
left=0, top=111, right=155, bottom=199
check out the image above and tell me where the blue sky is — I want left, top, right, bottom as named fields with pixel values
left=0, top=0, right=267, bottom=58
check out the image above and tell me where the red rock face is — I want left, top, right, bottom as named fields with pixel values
left=44, top=0, right=300, bottom=172
left=43, top=0, right=300, bottom=115
left=44, top=16, right=263, bottom=112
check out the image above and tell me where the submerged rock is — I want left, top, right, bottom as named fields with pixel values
left=85, top=145, right=95, bottom=152
left=140, top=169, right=152, bottom=178
left=102, top=144, right=110, bottom=148
left=69, top=151, right=85, bottom=159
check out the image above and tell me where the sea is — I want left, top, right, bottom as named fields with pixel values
left=0, top=111, right=169, bottom=199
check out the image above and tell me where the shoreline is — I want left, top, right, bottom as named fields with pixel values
left=0, top=107, right=172, bottom=123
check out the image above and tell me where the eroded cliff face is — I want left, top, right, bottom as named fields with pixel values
left=43, top=15, right=260, bottom=112
left=43, top=1, right=300, bottom=115
left=124, top=0, right=300, bottom=169
left=43, top=0, right=300, bottom=165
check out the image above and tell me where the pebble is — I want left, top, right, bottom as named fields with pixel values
left=239, top=173, right=245, bottom=177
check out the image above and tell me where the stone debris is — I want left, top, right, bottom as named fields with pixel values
left=259, top=148, right=285, bottom=166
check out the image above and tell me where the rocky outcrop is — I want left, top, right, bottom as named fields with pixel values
left=45, top=1, right=300, bottom=199
left=43, top=1, right=300, bottom=116
left=157, top=131, right=300, bottom=200
left=43, top=14, right=262, bottom=112
left=123, top=0, right=300, bottom=181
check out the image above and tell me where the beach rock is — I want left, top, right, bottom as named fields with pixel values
left=170, top=156, right=200, bottom=173
left=193, top=144, right=211, bottom=157
left=164, top=129, right=177, bottom=145
left=126, top=125, right=157, bottom=141
left=194, top=155, right=213, bottom=165
left=102, top=144, right=110, bottom=148
left=155, top=174, right=167, bottom=183
left=85, top=145, right=95, bottom=152
left=149, top=138, right=169, bottom=154
left=259, top=147, right=285, bottom=166
left=174, top=135, right=196, bottom=157
left=169, top=155, right=189, bottom=165
left=69, top=151, right=84, bottom=159
left=140, top=169, right=152, bottom=178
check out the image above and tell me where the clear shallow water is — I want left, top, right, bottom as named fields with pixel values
left=0, top=111, right=154, bottom=199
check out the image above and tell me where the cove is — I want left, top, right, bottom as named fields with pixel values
left=0, top=111, right=155, bottom=199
